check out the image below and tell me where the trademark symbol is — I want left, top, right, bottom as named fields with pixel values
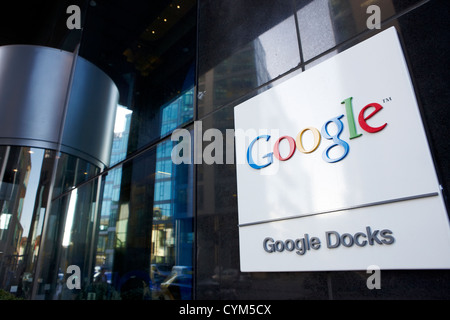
left=383, top=97, right=392, bottom=103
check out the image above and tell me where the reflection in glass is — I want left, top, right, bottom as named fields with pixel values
left=296, top=0, right=399, bottom=62
left=0, top=147, right=53, bottom=299
left=257, top=15, right=301, bottom=79
left=198, top=41, right=268, bottom=116
left=72, top=136, right=194, bottom=300
left=61, top=189, right=78, bottom=248
left=110, top=105, right=132, bottom=166
left=161, top=88, right=194, bottom=136
left=79, top=0, right=197, bottom=156
left=53, top=152, right=100, bottom=199
left=0, top=146, right=106, bottom=299
left=50, top=179, right=100, bottom=300
left=197, top=2, right=300, bottom=117
left=296, top=0, right=337, bottom=62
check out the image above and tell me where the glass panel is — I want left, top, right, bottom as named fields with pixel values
left=295, top=0, right=425, bottom=62
left=0, top=146, right=55, bottom=299
left=94, top=166, right=124, bottom=298
left=197, top=0, right=300, bottom=117
left=303, top=17, right=401, bottom=70
left=110, top=105, right=133, bottom=166
left=32, top=193, right=68, bottom=300
left=107, top=139, right=193, bottom=300
left=34, top=176, right=100, bottom=300
left=0, top=146, right=102, bottom=300
left=79, top=0, right=197, bottom=156
left=53, top=152, right=100, bottom=198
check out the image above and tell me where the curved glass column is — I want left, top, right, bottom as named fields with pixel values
left=0, top=43, right=118, bottom=299
left=0, top=146, right=100, bottom=299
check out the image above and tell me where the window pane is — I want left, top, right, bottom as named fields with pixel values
left=295, top=0, right=425, bottom=61
left=79, top=1, right=197, bottom=156
left=34, top=178, right=100, bottom=300
left=0, top=146, right=55, bottom=299
left=197, top=0, right=301, bottom=116
left=52, top=136, right=195, bottom=300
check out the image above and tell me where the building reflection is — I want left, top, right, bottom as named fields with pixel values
left=87, top=89, right=194, bottom=300
left=0, top=147, right=31, bottom=292
left=0, top=147, right=61, bottom=299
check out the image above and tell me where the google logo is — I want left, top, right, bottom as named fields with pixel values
left=247, top=97, right=388, bottom=169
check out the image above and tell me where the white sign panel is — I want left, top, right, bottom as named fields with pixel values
left=234, top=27, right=450, bottom=272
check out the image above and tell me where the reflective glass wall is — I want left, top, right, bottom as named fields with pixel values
left=49, top=0, right=196, bottom=300
left=74, top=0, right=196, bottom=300
left=1, top=0, right=449, bottom=301
left=45, top=139, right=193, bottom=301
left=0, top=146, right=99, bottom=299
left=0, top=0, right=196, bottom=300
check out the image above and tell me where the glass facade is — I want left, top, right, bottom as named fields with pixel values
left=0, top=0, right=449, bottom=300
left=0, top=0, right=196, bottom=300
left=0, top=146, right=99, bottom=299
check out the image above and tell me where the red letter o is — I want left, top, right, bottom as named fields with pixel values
left=273, top=136, right=296, bottom=161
